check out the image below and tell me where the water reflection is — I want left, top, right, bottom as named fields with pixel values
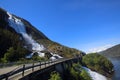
left=108, top=57, right=120, bottom=80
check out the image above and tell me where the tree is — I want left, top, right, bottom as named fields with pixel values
left=3, top=47, right=15, bottom=62
left=1, top=46, right=28, bottom=62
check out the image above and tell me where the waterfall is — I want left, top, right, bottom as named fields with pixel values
left=21, top=33, right=44, bottom=51
left=83, top=67, right=107, bottom=80
left=7, top=12, right=45, bottom=55
left=7, top=12, right=63, bottom=59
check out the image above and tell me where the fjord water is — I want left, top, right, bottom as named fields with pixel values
left=108, top=57, right=120, bottom=80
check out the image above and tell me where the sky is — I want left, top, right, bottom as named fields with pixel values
left=0, top=0, right=120, bottom=53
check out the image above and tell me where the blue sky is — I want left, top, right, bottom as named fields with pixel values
left=0, top=0, right=120, bottom=53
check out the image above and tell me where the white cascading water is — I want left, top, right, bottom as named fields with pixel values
left=83, top=67, right=107, bottom=80
left=7, top=12, right=45, bottom=57
left=50, top=53, right=63, bottom=60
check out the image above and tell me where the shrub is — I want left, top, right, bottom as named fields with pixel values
left=49, top=71, right=62, bottom=80
left=80, top=69, right=92, bottom=80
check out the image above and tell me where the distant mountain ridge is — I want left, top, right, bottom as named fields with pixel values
left=0, top=8, right=84, bottom=62
left=100, top=44, right=120, bottom=57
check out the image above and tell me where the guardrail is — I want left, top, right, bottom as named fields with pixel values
left=0, top=60, right=54, bottom=80
left=0, top=57, right=80, bottom=80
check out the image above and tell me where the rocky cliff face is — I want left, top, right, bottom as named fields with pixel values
left=0, top=8, right=84, bottom=61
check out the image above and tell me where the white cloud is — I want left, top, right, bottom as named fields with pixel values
left=87, top=44, right=113, bottom=53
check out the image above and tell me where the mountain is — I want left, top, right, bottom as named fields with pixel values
left=100, top=44, right=120, bottom=57
left=0, top=8, right=84, bottom=62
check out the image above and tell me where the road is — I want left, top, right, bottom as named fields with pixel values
left=0, top=65, right=19, bottom=75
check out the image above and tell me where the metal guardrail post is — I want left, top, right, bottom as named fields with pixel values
left=32, top=62, right=34, bottom=72
left=53, top=60, right=55, bottom=65
left=49, top=61, right=50, bottom=66
left=50, top=60, right=52, bottom=65
left=39, top=61, right=41, bottom=69
left=5, top=74, right=8, bottom=80
left=45, top=61, right=46, bottom=67
left=49, top=60, right=52, bottom=65
left=47, top=61, right=49, bottom=66
left=49, top=60, right=50, bottom=65
left=22, top=64, right=25, bottom=77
